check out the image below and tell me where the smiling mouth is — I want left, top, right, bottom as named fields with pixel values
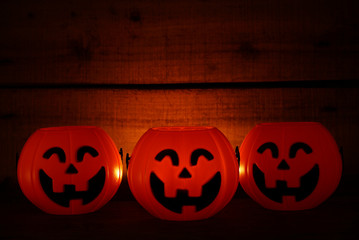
left=150, top=172, right=221, bottom=213
left=253, top=164, right=319, bottom=203
left=39, top=167, right=105, bottom=207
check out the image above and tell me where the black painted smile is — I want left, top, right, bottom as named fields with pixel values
left=39, top=167, right=105, bottom=207
left=150, top=172, right=221, bottom=213
left=253, top=164, right=319, bottom=203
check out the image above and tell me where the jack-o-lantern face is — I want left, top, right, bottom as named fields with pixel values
left=128, top=127, right=238, bottom=221
left=239, top=122, right=342, bottom=210
left=39, top=145, right=105, bottom=207
left=17, top=126, right=122, bottom=215
left=150, top=148, right=221, bottom=213
left=253, top=142, right=319, bottom=203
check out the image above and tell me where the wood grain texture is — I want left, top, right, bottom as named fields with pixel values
left=1, top=87, right=358, bottom=185
left=1, top=0, right=358, bottom=85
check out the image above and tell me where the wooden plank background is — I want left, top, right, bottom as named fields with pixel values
left=0, top=0, right=358, bottom=85
left=1, top=87, right=358, bottom=186
left=0, top=0, right=359, bottom=196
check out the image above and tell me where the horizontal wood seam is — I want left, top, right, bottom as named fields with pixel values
left=0, top=80, right=357, bottom=90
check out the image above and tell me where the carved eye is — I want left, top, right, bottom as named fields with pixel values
left=43, top=147, right=66, bottom=163
left=155, top=149, right=179, bottom=166
left=289, top=142, right=312, bottom=158
left=190, top=149, right=214, bottom=166
left=77, top=146, right=99, bottom=162
left=257, top=142, right=279, bottom=159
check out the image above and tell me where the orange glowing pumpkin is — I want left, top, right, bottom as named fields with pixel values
left=127, top=127, right=239, bottom=221
left=239, top=122, right=342, bottom=210
left=17, top=126, right=122, bottom=215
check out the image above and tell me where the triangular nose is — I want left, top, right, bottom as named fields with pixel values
left=277, top=159, right=290, bottom=170
left=178, top=168, right=192, bottom=178
left=66, top=164, right=78, bottom=174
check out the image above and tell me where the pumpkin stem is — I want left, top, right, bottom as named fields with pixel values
left=235, top=146, right=240, bottom=165
left=119, top=148, right=123, bottom=160
left=126, top=153, right=131, bottom=169
left=119, top=148, right=131, bottom=169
